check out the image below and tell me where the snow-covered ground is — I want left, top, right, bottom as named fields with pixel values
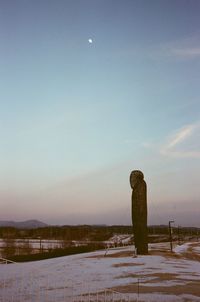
left=0, top=234, right=132, bottom=253
left=105, top=234, right=132, bottom=246
left=0, top=239, right=74, bottom=250
left=0, top=241, right=200, bottom=302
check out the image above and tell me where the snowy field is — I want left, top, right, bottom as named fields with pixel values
left=0, top=234, right=132, bottom=255
left=0, top=241, right=200, bottom=302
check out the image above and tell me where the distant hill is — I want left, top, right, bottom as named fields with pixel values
left=0, top=219, right=48, bottom=229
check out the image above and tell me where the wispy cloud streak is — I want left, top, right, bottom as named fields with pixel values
left=160, top=123, right=200, bottom=158
left=171, top=47, right=200, bottom=58
left=158, top=34, right=200, bottom=59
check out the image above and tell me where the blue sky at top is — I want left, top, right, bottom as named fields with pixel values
left=0, top=0, right=200, bottom=225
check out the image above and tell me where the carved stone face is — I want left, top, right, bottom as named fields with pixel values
left=130, top=170, right=144, bottom=189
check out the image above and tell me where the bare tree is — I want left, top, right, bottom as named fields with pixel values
left=2, top=238, right=16, bottom=258
left=20, top=239, right=33, bottom=255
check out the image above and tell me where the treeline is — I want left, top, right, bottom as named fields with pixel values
left=0, top=224, right=199, bottom=241
left=8, top=243, right=105, bottom=263
left=148, top=225, right=200, bottom=236
left=0, top=225, right=132, bottom=241
left=1, top=225, right=199, bottom=261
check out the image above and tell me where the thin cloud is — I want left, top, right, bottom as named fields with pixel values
left=158, top=34, right=200, bottom=59
left=166, top=125, right=195, bottom=149
left=160, top=123, right=200, bottom=158
left=171, top=47, right=200, bottom=58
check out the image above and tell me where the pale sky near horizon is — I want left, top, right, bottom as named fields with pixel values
left=1, top=0, right=200, bottom=227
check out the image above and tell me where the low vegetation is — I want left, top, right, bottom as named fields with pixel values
left=8, top=243, right=105, bottom=262
left=0, top=225, right=199, bottom=261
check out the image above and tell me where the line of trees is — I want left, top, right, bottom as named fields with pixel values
left=0, top=225, right=199, bottom=241
left=1, top=225, right=199, bottom=260
left=0, top=225, right=133, bottom=241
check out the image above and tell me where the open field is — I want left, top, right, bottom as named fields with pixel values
left=0, top=241, right=200, bottom=301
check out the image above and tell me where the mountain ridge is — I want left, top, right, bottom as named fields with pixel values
left=0, top=219, right=48, bottom=229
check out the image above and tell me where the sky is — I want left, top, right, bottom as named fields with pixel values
left=0, top=0, right=200, bottom=227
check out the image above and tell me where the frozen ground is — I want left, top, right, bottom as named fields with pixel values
left=0, top=234, right=132, bottom=256
left=0, top=241, right=200, bottom=301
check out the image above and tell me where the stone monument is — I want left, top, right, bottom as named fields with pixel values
left=130, top=170, right=148, bottom=254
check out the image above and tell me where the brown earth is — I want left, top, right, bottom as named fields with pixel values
left=87, top=243, right=200, bottom=299
left=111, top=281, right=200, bottom=297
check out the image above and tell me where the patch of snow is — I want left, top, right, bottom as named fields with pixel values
left=174, top=243, right=190, bottom=254
left=1, top=243, right=200, bottom=301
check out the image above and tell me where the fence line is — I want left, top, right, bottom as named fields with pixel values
left=0, top=258, right=17, bottom=264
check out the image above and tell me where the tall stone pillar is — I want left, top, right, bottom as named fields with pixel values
left=130, top=170, right=148, bottom=254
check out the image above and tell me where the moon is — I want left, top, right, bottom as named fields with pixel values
left=88, top=38, right=93, bottom=44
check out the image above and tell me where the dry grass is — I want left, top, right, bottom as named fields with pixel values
left=87, top=250, right=134, bottom=258
left=112, top=262, right=144, bottom=268
left=87, top=242, right=200, bottom=299
left=111, top=281, right=200, bottom=296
